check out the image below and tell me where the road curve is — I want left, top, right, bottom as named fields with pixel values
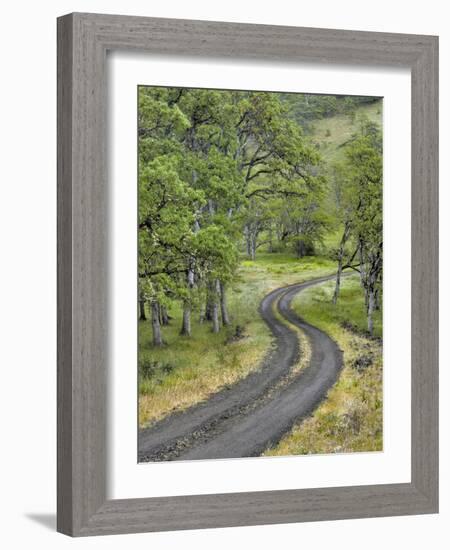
left=139, top=274, right=344, bottom=462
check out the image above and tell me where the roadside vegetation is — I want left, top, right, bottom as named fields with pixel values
left=265, top=275, right=382, bottom=456
left=139, top=254, right=335, bottom=427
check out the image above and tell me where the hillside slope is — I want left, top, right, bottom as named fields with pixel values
left=311, top=100, right=383, bottom=163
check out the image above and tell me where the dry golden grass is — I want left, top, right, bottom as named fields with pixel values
left=139, top=324, right=272, bottom=427
left=271, top=293, right=312, bottom=377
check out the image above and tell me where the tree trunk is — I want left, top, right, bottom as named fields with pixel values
left=158, top=302, right=163, bottom=325
left=296, top=238, right=306, bottom=259
left=367, top=289, right=375, bottom=336
left=245, top=226, right=252, bottom=257
left=245, top=225, right=257, bottom=260
left=180, top=302, right=191, bottom=336
left=268, top=225, right=274, bottom=253
left=160, top=305, right=169, bottom=325
left=205, top=298, right=213, bottom=321
left=374, top=287, right=381, bottom=310
left=358, top=242, right=366, bottom=285
left=180, top=268, right=195, bottom=336
left=211, top=280, right=220, bottom=333
left=333, top=265, right=342, bottom=305
left=187, top=267, right=195, bottom=287
left=333, top=222, right=350, bottom=304
left=151, top=301, right=163, bottom=346
left=211, top=301, right=220, bottom=333
left=219, top=281, right=230, bottom=326
left=199, top=303, right=205, bottom=324
left=250, top=237, right=256, bottom=261
left=365, top=245, right=382, bottom=335
left=208, top=199, right=215, bottom=216
left=358, top=241, right=369, bottom=308
left=139, top=298, right=146, bottom=321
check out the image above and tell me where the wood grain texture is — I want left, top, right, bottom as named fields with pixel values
left=57, top=12, right=439, bottom=536
left=57, top=13, right=74, bottom=535
left=410, top=37, right=439, bottom=506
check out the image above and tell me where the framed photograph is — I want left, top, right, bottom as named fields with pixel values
left=57, top=13, right=438, bottom=536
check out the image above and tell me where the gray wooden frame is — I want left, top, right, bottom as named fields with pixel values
left=57, top=12, right=438, bottom=537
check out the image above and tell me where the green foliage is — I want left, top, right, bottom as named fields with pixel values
left=328, top=114, right=383, bottom=333
left=138, top=84, right=383, bottom=346
left=279, top=93, right=380, bottom=131
left=138, top=154, right=205, bottom=302
left=295, top=276, right=382, bottom=338
left=138, top=86, right=326, bottom=343
left=344, top=118, right=382, bottom=243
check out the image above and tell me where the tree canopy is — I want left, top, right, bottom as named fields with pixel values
left=138, top=87, right=383, bottom=343
left=330, top=115, right=383, bottom=334
left=138, top=87, right=326, bottom=343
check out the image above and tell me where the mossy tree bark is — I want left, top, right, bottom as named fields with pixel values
left=211, top=279, right=221, bottom=333
left=219, top=280, right=230, bottom=326
left=180, top=303, right=191, bottom=336
left=333, top=221, right=351, bottom=304
left=160, top=305, right=169, bottom=325
left=139, top=296, right=147, bottom=321
left=151, top=301, right=163, bottom=346
left=180, top=268, right=195, bottom=336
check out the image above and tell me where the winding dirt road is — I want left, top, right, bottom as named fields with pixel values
left=139, top=274, right=344, bottom=462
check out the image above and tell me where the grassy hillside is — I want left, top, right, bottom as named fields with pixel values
left=311, top=100, right=383, bottom=164
left=308, top=98, right=383, bottom=254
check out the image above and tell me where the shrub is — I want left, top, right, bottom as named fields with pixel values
left=139, top=357, right=158, bottom=379
left=139, top=357, right=175, bottom=379
left=351, top=354, right=373, bottom=371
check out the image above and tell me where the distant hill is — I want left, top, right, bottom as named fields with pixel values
left=279, top=93, right=383, bottom=164
left=308, top=100, right=383, bottom=164
left=279, top=93, right=380, bottom=127
left=277, top=93, right=383, bottom=252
